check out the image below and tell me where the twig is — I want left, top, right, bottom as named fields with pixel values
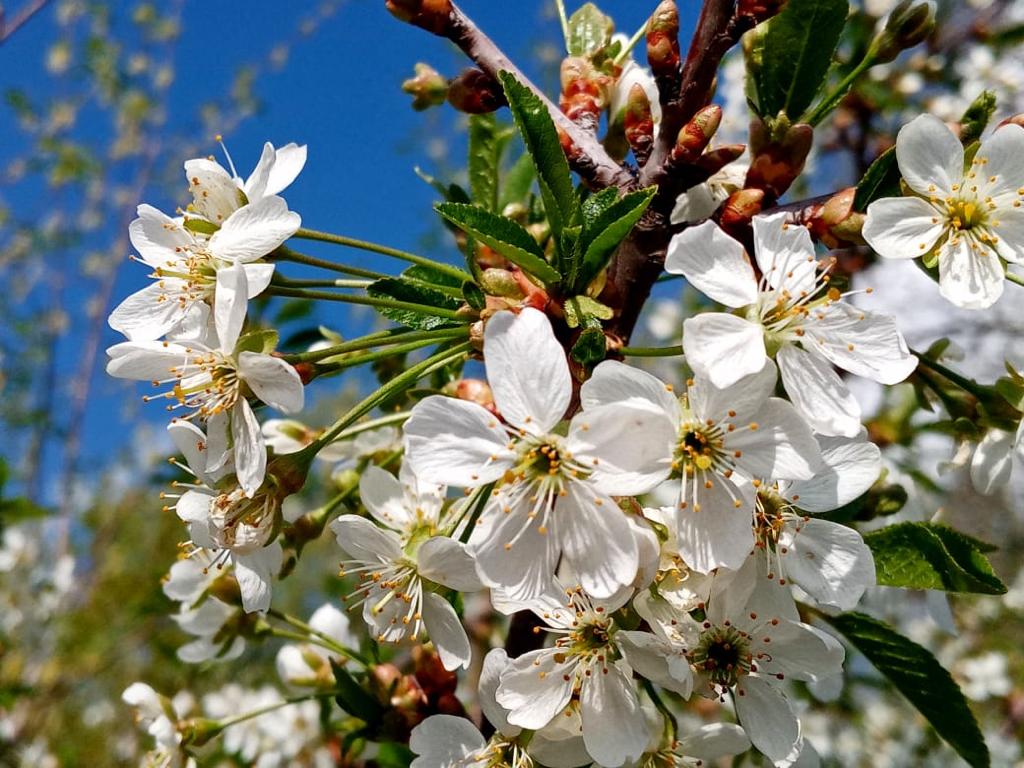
left=0, top=0, right=51, bottom=44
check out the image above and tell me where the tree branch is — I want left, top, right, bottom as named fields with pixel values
left=0, top=0, right=51, bottom=44
left=436, top=2, right=634, bottom=189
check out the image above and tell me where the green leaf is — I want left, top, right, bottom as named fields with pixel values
left=753, top=0, right=849, bottom=119
left=498, top=152, right=536, bottom=210
left=462, top=280, right=486, bottom=311
left=563, top=295, right=613, bottom=329
left=571, top=324, right=607, bottom=365
left=367, top=277, right=462, bottom=330
left=329, top=660, right=384, bottom=725
left=573, top=187, right=656, bottom=290
left=468, top=114, right=512, bottom=213
left=0, top=498, right=50, bottom=525
left=821, top=482, right=907, bottom=524
left=853, top=147, right=901, bottom=211
left=234, top=329, right=279, bottom=355
left=401, top=264, right=464, bottom=289
left=566, top=3, right=614, bottom=57
left=864, top=522, right=1006, bottom=594
left=824, top=612, right=989, bottom=768
left=413, top=166, right=471, bottom=205
left=374, top=742, right=415, bottom=768
left=436, top=202, right=561, bottom=285
left=274, top=298, right=314, bottom=324
left=960, top=90, right=997, bottom=146
left=498, top=71, right=579, bottom=237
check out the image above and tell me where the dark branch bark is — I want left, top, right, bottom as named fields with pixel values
left=444, top=2, right=633, bottom=189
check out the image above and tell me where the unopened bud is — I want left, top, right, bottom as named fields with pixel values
left=443, top=378, right=495, bottom=410
left=873, top=0, right=935, bottom=64
left=402, top=63, right=448, bottom=111
left=181, top=717, right=224, bottom=747
left=807, top=187, right=866, bottom=247
left=560, top=57, right=608, bottom=132
left=331, top=467, right=360, bottom=496
left=672, top=105, right=722, bottom=164
left=207, top=572, right=242, bottom=606
left=746, top=121, right=813, bottom=200
left=479, top=268, right=525, bottom=299
left=646, top=1, right=680, bottom=80
left=737, top=0, right=784, bottom=23
left=999, top=113, right=1024, bottom=130
left=385, top=0, right=452, bottom=35
left=447, top=68, right=506, bottom=114
left=624, top=84, right=654, bottom=165
left=719, top=188, right=764, bottom=234
left=695, top=143, right=745, bottom=175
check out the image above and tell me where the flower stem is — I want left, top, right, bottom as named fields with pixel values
left=642, top=679, right=678, bottom=744
left=272, top=244, right=387, bottom=279
left=804, top=55, right=875, bottom=127
left=267, top=285, right=469, bottom=321
left=911, top=348, right=987, bottom=400
left=613, top=16, right=651, bottom=67
left=314, top=337, right=462, bottom=375
left=554, top=0, right=570, bottom=50
left=273, top=276, right=374, bottom=289
left=282, top=328, right=469, bottom=364
left=456, top=482, right=496, bottom=543
left=268, top=609, right=368, bottom=665
left=293, top=227, right=473, bottom=283
left=1005, top=270, right=1024, bottom=288
left=298, top=342, right=473, bottom=459
left=618, top=344, right=684, bottom=357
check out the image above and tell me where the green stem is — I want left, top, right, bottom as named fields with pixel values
left=613, top=16, right=651, bottom=66
left=805, top=54, right=876, bottom=127
left=555, top=0, right=570, bottom=50
left=267, top=285, right=469, bottom=321
left=293, top=227, right=472, bottom=283
left=456, top=482, right=496, bottom=543
left=282, top=328, right=469, bottom=364
left=274, top=276, right=374, bottom=289
left=268, top=609, right=368, bottom=665
left=211, top=689, right=342, bottom=732
left=315, top=337, right=459, bottom=375
left=297, top=342, right=472, bottom=459
left=330, top=412, right=411, bottom=442
left=642, top=679, right=678, bottom=745
left=619, top=344, right=684, bottom=357
left=272, top=245, right=387, bottom=280
left=1005, top=270, right=1024, bottom=288
left=911, top=349, right=988, bottom=400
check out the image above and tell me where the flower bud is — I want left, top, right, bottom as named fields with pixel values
left=402, top=63, right=448, bottom=111
left=694, top=143, right=745, bottom=175
left=671, top=105, right=722, bottom=165
left=719, top=188, right=764, bottom=234
left=872, top=0, right=935, bottom=64
left=646, top=1, right=680, bottom=81
left=180, top=717, right=224, bottom=747
left=443, top=378, right=495, bottom=410
left=624, top=84, right=654, bottom=165
left=446, top=68, right=507, bottom=114
left=746, top=119, right=812, bottom=200
left=737, top=0, right=784, bottom=23
left=385, top=0, right=452, bottom=36
left=806, top=187, right=867, bottom=248
left=560, top=57, right=609, bottom=132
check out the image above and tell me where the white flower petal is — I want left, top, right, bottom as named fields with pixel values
left=938, top=236, right=1005, bottom=309
left=974, top=123, right=1024, bottom=203
left=184, top=158, right=244, bottom=223
left=418, top=537, right=483, bottom=592
left=863, top=196, right=946, bottom=259
left=309, top=604, right=355, bottom=647
left=779, top=518, right=875, bottom=611
left=675, top=475, right=755, bottom=572
left=234, top=542, right=281, bottom=613
left=106, top=340, right=188, bottom=381
left=404, top=396, right=514, bottom=486
left=215, top=263, right=248, bottom=353
left=777, top=344, right=863, bottom=438
left=358, top=466, right=412, bottom=530
left=895, top=114, right=963, bottom=197
left=421, top=591, right=472, bottom=671
left=560, top=484, right=639, bottom=599
left=664, top=220, right=758, bottom=307
left=752, top=213, right=819, bottom=296
left=108, top=283, right=189, bottom=341
left=683, top=313, right=767, bottom=390
left=237, top=352, right=304, bottom=413
left=580, top=359, right=680, bottom=417
left=690, top=358, right=777, bottom=422
left=478, top=648, right=521, bottom=738
left=241, top=143, right=276, bottom=201
left=242, top=262, right=275, bottom=298
left=484, top=308, right=571, bottom=433
left=129, top=204, right=192, bottom=267
left=804, top=302, right=917, bottom=384
left=330, top=515, right=403, bottom=563
left=727, top=398, right=822, bottom=481
left=992, top=207, right=1024, bottom=264
left=580, top=661, right=647, bottom=767
left=768, top=620, right=845, bottom=682
left=232, top=400, right=266, bottom=496
left=568, top=401, right=675, bottom=496
left=470, top=495, right=559, bottom=603
left=410, top=715, right=485, bottom=768
left=497, top=649, right=575, bottom=730
left=786, top=437, right=881, bottom=511
left=677, top=723, right=751, bottom=762
left=970, top=429, right=1015, bottom=495
left=209, top=195, right=300, bottom=263
left=616, top=630, right=693, bottom=697
left=735, top=674, right=802, bottom=767
left=259, top=143, right=307, bottom=198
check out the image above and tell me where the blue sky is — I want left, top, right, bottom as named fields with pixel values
left=0, top=1, right=696, bottom=502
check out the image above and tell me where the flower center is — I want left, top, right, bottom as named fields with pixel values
left=690, top=624, right=752, bottom=688
left=672, top=422, right=723, bottom=475
left=753, top=489, right=788, bottom=548
left=946, top=197, right=987, bottom=231
left=508, top=434, right=589, bottom=491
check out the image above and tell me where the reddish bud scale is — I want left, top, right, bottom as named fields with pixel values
left=805, top=187, right=866, bottom=248
left=695, top=143, right=746, bottom=175
left=746, top=122, right=813, bottom=201
left=624, top=84, right=655, bottom=166
left=385, top=0, right=452, bottom=35
left=560, top=58, right=609, bottom=134
left=671, top=105, right=722, bottom=164
left=999, top=114, right=1024, bottom=130
left=646, top=1, right=681, bottom=81
left=447, top=68, right=507, bottom=114
left=292, top=361, right=316, bottom=385
left=737, top=0, right=785, bottom=24
left=719, top=188, right=765, bottom=238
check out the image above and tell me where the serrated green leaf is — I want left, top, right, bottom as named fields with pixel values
left=824, top=612, right=989, bottom=768
left=414, top=166, right=471, bottom=204
left=462, top=280, right=486, bottom=310
left=865, top=522, right=1006, bottom=594
left=563, top=295, right=613, bottom=328
left=821, top=483, right=907, bottom=524
left=468, top=114, right=512, bottom=213
left=498, top=71, right=579, bottom=237
left=401, top=264, right=464, bottom=289
left=367, top=277, right=463, bottom=330
left=573, top=187, right=656, bottom=290
left=995, top=376, right=1024, bottom=410
left=854, top=147, right=901, bottom=211
left=375, top=742, right=415, bottom=768
left=754, top=0, right=848, bottom=119
left=499, top=152, right=536, bottom=210
left=329, top=659, right=384, bottom=724
left=566, top=3, right=614, bottom=57
left=436, top=202, right=561, bottom=285
left=234, top=329, right=279, bottom=356
left=571, top=325, right=607, bottom=365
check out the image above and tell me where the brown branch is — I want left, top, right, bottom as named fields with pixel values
left=0, top=0, right=51, bottom=44
left=430, top=1, right=634, bottom=189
